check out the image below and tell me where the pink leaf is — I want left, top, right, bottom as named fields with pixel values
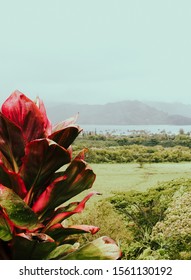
left=52, top=114, right=79, bottom=132
left=1, top=90, right=47, bottom=143
left=35, top=97, right=52, bottom=135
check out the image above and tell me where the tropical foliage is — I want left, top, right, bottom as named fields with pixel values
left=72, top=178, right=191, bottom=260
left=110, top=178, right=191, bottom=259
left=0, top=90, right=121, bottom=260
left=74, top=134, right=191, bottom=163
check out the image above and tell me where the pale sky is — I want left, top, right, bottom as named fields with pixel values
left=0, top=0, right=191, bottom=105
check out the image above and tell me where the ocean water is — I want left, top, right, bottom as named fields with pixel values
left=81, top=124, right=191, bottom=135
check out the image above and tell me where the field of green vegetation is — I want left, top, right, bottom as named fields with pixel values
left=90, top=162, right=191, bottom=194
left=69, top=133, right=191, bottom=260
left=73, top=132, right=191, bottom=163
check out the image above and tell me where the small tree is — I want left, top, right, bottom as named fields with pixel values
left=0, top=90, right=121, bottom=260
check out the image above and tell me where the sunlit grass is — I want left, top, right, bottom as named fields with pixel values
left=75, top=162, right=191, bottom=201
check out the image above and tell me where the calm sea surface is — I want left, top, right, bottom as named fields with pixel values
left=81, top=124, right=191, bottom=135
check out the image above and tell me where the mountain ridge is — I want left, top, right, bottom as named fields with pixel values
left=46, top=100, right=191, bottom=125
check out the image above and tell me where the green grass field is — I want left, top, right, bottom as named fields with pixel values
left=79, top=162, right=191, bottom=201
left=70, top=162, right=191, bottom=203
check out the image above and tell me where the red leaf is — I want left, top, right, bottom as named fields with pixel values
left=74, top=148, right=89, bottom=161
left=16, top=232, right=55, bottom=242
left=48, top=125, right=82, bottom=149
left=19, top=139, right=71, bottom=196
left=44, top=191, right=100, bottom=229
left=35, top=97, right=52, bottom=136
left=0, top=152, right=13, bottom=170
left=68, top=225, right=100, bottom=235
left=32, top=159, right=96, bottom=219
left=0, top=162, right=27, bottom=198
left=0, top=113, right=25, bottom=171
left=1, top=90, right=47, bottom=143
left=46, top=224, right=100, bottom=241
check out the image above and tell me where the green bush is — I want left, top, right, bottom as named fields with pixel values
left=74, top=142, right=191, bottom=163
left=69, top=199, right=132, bottom=258
left=110, top=178, right=191, bottom=259
left=151, top=188, right=191, bottom=259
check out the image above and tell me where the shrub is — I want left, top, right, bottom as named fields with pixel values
left=0, top=91, right=121, bottom=260
left=110, top=178, right=191, bottom=259
left=69, top=199, right=133, bottom=259
left=151, top=188, right=191, bottom=259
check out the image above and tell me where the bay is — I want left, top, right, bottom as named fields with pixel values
left=81, top=124, right=191, bottom=135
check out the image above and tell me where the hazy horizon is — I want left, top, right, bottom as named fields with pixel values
left=1, top=1, right=191, bottom=106
left=44, top=99, right=191, bottom=107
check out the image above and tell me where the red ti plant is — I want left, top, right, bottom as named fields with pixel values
left=0, top=91, right=121, bottom=260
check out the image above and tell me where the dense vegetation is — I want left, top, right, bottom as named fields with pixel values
left=73, top=132, right=191, bottom=163
left=71, top=178, right=191, bottom=260
left=110, top=178, right=191, bottom=259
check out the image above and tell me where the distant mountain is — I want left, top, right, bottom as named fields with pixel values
left=146, top=101, right=191, bottom=118
left=46, top=100, right=191, bottom=125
